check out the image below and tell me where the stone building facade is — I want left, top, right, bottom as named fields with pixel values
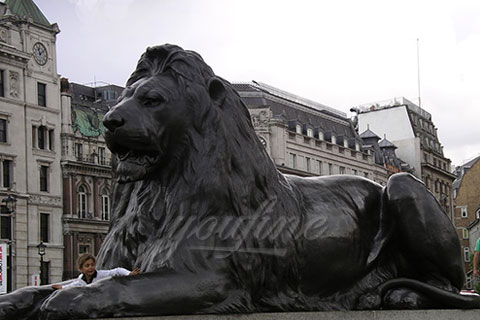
left=354, top=97, right=456, bottom=220
left=60, top=79, right=121, bottom=280
left=0, top=0, right=62, bottom=291
left=452, top=156, right=480, bottom=289
left=233, top=82, right=404, bottom=184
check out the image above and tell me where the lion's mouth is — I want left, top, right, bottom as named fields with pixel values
left=114, top=147, right=162, bottom=183
left=117, top=149, right=160, bottom=165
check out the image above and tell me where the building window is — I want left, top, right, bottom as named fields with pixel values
left=364, top=172, right=369, bottom=179
left=464, top=247, right=470, bottom=262
left=78, top=185, right=87, bottom=219
left=40, top=213, right=49, bottom=242
left=48, top=129, right=54, bottom=151
left=328, top=163, right=333, bottom=175
left=296, top=125, right=302, bottom=134
left=307, top=128, right=313, bottom=137
left=306, top=157, right=311, bottom=172
left=38, top=82, right=46, bottom=106
left=103, top=90, right=118, bottom=101
left=98, top=147, right=106, bottom=165
left=101, top=194, right=110, bottom=221
left=2, top=159, right=12, bottom=188
left=461, top=207, right=468, bottom=218
left=37, top=126, right=46, bottom=150
left=318, top=131, right=324, bottom=140
left=316, top=160, right=322, bottom=175
left=79, top=244, right=90, bottom=254
left=352, top=169, right=357, bottom=175
left=40, top=165, right=49, bottom=192
left=75, top=143, right=83, bottom=161
left=462, top=228, right=469, bottom=240
left=290, top=153, right=297, bottom=169
left=339, top=166, right=346, bottom=174
left=0, top=70, right=4, bottom=97
left=1, top=206, right=12, bottom=240
left=0, top=118, right=6, bottom=143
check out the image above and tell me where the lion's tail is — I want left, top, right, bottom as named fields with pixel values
left=379, top=278, right=480, bottom=309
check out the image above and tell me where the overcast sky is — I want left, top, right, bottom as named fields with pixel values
left=36, top=0, right=480, bottom=166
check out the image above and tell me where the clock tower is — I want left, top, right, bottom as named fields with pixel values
left=0, top=0, right=63, bottom=291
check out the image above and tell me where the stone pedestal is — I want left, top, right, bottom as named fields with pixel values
left=90, top=309, right=480, bottom=320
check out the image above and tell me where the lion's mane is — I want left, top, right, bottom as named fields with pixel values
left=97, top=44, right=303, bottom=307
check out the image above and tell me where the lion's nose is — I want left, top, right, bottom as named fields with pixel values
left=103, top=111, right=125, bottom=132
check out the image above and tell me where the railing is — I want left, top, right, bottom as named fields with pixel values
left=75, top=155, right=111, bottom=166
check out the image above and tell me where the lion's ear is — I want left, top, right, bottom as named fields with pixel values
left=208, top=77, right=226, bottom=107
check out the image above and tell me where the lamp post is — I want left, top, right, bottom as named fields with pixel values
left=1, top=195, right=17, bottom=212
left=37, top=242, right=46, bottom=285
left=1, top=194, right=16, bottom=293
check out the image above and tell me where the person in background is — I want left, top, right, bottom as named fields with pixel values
left=52, top=253, right=140, bottom=289
left=473, top=237, right=480, bottom=292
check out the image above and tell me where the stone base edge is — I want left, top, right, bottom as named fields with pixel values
left=86, top=309, right=480, bottom=320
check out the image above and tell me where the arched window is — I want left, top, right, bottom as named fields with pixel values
left=78, top=185, right=87, bottom=219
left=101, top=189, right=110, bottom=221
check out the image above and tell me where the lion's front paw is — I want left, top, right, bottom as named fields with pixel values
left=357, top=292, right=381, bottom=310
left=383, top=288, right=423, bottom=309
left=0, top=301, right=17, bottom=320
left=40, top=288, right=91, bottom=319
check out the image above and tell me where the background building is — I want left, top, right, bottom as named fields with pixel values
left=59, top=79, right=121, bottom=279
left=234, top=82, right=405, bottom=184
left=452, top=156, right=480, bottom=289
left=354, top=97, right=456, bottom=220
left=0, top=0, right=62, bottom=291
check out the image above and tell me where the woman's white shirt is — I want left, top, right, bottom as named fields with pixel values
left=62, top=268, right=130, bottom=288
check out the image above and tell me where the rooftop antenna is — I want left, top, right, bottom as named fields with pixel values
left=417, top=38, right=421, bottom=108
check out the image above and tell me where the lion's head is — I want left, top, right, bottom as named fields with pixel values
left=98, top=44, right=302, bottom=280
left=103, top=44, right=251, bottom=183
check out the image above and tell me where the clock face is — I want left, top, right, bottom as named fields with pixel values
left=33, top=42, right=48, bottom=66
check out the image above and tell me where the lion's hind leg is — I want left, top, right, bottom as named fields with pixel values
left=385, top=173, right=464, bottom=290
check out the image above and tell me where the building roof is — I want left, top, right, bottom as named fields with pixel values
left=453, top=156, right=480, bottom=191
left=356, top=96, right=446, bottom=158
left=72, top=105, right=105, bottom=138
left=233, top=82, right=361, bottom=144
left=66, top=81, right=125, bottom=138
left=359, top=127, right=380, bottom=140
left=4, top=0, right=51, bottom=26
left=378, top=136, right=397, bottom=149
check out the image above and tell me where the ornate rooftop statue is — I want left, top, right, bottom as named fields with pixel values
left=1, top=44, right=479, bottom=319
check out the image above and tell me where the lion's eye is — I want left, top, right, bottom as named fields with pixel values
left=142, top=96, right=165, bottom=107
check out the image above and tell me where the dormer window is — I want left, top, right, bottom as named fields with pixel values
left=296, top=125, right=302, bottom=134
left=306, top=128, right=313, bottom=137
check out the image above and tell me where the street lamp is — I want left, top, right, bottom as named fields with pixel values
left=1, top=194, right=17, bottom=214
left=37, top=242, right=46, bottom=285
left=1, top=194, right=16, bottom=292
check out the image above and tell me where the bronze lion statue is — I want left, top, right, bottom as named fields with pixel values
left=1, top=44, right=479, bottom=319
